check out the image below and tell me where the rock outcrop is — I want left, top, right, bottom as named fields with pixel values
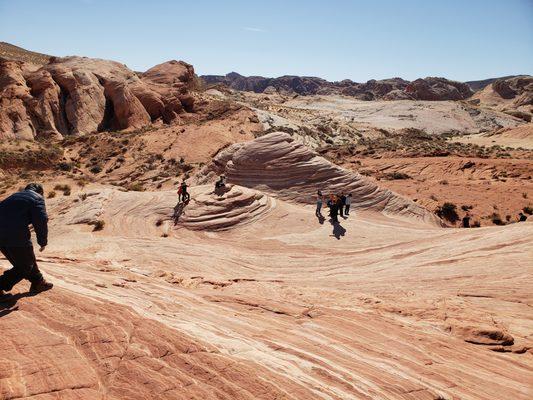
left=0, top=57, right=196, bottom=140
left=177, top=185, right=275, bottom=231
left=199, top=132, right=442, bottom=225
left=492, top=75, right=533, bottom=107
left=202, top=72, right=474, bottom=101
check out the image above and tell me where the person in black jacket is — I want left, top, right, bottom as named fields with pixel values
left=0, top=183, right=53, bottom=298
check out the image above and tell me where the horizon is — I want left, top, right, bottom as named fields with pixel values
left=1, top=0, right=532, bottom=82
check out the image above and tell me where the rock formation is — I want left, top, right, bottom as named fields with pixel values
left=202, top=72, right=474, bottom=101
left=177, top=185, right=275, bottom=231
left=0, top=57, right=196, bottom=140
left=492, top=75, right=533, bottom=107
left=199, top=132, right=442, bottom=225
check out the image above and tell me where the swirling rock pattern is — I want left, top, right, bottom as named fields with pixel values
left=200, top=132, right=441, bottom=225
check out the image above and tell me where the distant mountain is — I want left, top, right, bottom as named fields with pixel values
left=202, top=72, right=474, bottom=101
left=466, top=76, right=524, bottom=92
left=0, top=41, right=52, bottom=65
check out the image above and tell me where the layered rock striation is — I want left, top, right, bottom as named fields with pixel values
left=199, top=132, right=442, bottom=225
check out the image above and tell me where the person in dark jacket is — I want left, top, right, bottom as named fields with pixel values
left=339, top=193, right=346, bottom=218
left=327, top=195, right=339, bottom=224
left=0, top=183, right=53, bottom=298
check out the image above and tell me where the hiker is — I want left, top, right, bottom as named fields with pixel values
left=179, top=181, right=190, bottom=202
left=462, top=214, right=471, bottom=228
left=328, top=194, right=339, bottom=223
left=339, top=193, right=346, bottom=217
left=0, top=183, right=53, bottom=299
left=214, top=175, right=227, bottom=196
left=345, top=194, right=352, bottom=215
left=215, top=175, right=226, bottom=189
left=518, top=212, right=528, bottom=222
left=316, top=190, right=323, bottom=216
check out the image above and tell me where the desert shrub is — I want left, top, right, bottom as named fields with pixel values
left=90, top=165, right=102, bottom=174
left=471, top=220, right=481, bottom=228
left=92, top=220, right=105, bottom=231
left=522, top=192, right=528, bottom=199
left=53, top=184, right=71, bottom=196
left=439, top=180, right=449, bottom=185
left=523, top=206, right=533, bottom=215
left=461, top=205, right=473, bottom=211
left=128, top=182, right=144, bottom=192
left=47, top=191, right=56, bottom=199
left=58, top=161, right=72, bottom=171
left=383, top=172, right=411, bottom=180
left=435, top=202, right=459, bottom=223
left=155, top=219, right=163, bottom=227
left=490, top=213, right=505, bottom=226
left=54, top=184, right=70, bottom=191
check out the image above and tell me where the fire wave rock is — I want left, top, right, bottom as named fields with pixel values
left=178, top=185, right=275, bottom=231
left=199, top=132, right=442, bottom=226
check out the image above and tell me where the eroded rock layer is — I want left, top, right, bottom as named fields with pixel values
left=199, top=132, right=441, bottom=225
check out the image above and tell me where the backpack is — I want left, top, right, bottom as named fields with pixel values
left=177, top=186, right=183, bottom=194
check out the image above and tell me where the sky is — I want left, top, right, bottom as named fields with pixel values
left=1, top=0, right=532, bottom=82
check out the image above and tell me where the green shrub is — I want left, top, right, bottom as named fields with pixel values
left=436, top=202, right=459, bottom=223
left=92, top=220, right=105, bottom=231
left=90, top=165, right=102, bottom=174
left=490, top=213, right=505, bottom=226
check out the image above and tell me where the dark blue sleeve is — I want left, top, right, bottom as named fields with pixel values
left=31, top=195, right=48, bottom=247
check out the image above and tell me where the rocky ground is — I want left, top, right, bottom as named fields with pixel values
left=1, top=134, right=532, bottom=399
left=1, top=46, right=532, bottom=399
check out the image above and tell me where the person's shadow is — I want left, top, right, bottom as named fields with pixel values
left=173, top=199, right=189, bottom=225
left=0, top=292, right=33, bottom=318
left=331, top=221, right=346, bottom=240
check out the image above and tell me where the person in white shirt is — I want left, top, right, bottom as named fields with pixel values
left=345, top=194, right=352, bottom=215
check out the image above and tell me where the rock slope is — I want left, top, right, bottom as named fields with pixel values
left=1, top=183, right=531, bottom=399
left=199, top=132, right=442, bottom=225
left=0, top=57, right=195, bottom=140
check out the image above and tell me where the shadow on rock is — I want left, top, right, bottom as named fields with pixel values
left=331, top=221, right=346, bottom=240
left=0, top=292, right=33, bottom=318
left=173, top=200, right=190, bottom=225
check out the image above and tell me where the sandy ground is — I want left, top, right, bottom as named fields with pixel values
left=1, top=184, right=532, bottom=399
left=453, top=124, right=533, bottom=150
left=343, top=157, right=533, bottom=226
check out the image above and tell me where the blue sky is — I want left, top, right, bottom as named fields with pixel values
left=1, top=0, right=532, bottom=81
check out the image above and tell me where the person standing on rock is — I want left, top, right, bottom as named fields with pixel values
left=316, top=190, right=323, bottom=216
left=0, top=183, right=53, bottom=299
left=337, top=193, right=346, bottom=218
left=328, top=195, right=339, bottom=224
left=179, top=181, right=190, bottom=203
left=345, top=194, right=352, bottom=216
